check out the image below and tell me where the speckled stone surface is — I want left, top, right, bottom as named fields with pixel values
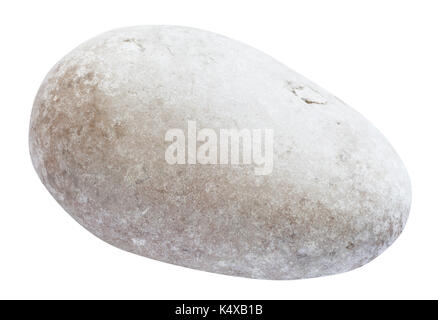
left=29, top=26, right=411, bottom=280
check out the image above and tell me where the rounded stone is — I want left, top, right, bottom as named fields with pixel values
left=29, top=26, right=411, bottom=279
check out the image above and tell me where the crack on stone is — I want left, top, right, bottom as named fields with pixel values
left=286, top=81, right=327, bottom=105
left=166, top=46, right=174, bottom=56
left=301, top=98, right=325, bottom=105
left=123, top=38, right=145, bottom=51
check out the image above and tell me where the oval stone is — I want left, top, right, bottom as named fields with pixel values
left=29, top=26, right=411, bottom=279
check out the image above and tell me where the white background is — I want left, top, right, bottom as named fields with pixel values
left=1, top=0, right=437, bottom=299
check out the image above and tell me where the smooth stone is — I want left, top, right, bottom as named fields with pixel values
left=29, top=26, right=411, bottom=279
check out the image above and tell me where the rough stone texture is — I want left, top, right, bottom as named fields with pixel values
left=29, top=26, right=411, bottom=280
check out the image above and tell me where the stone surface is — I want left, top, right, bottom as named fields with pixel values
left=29, top=26, right=411, bottom=280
